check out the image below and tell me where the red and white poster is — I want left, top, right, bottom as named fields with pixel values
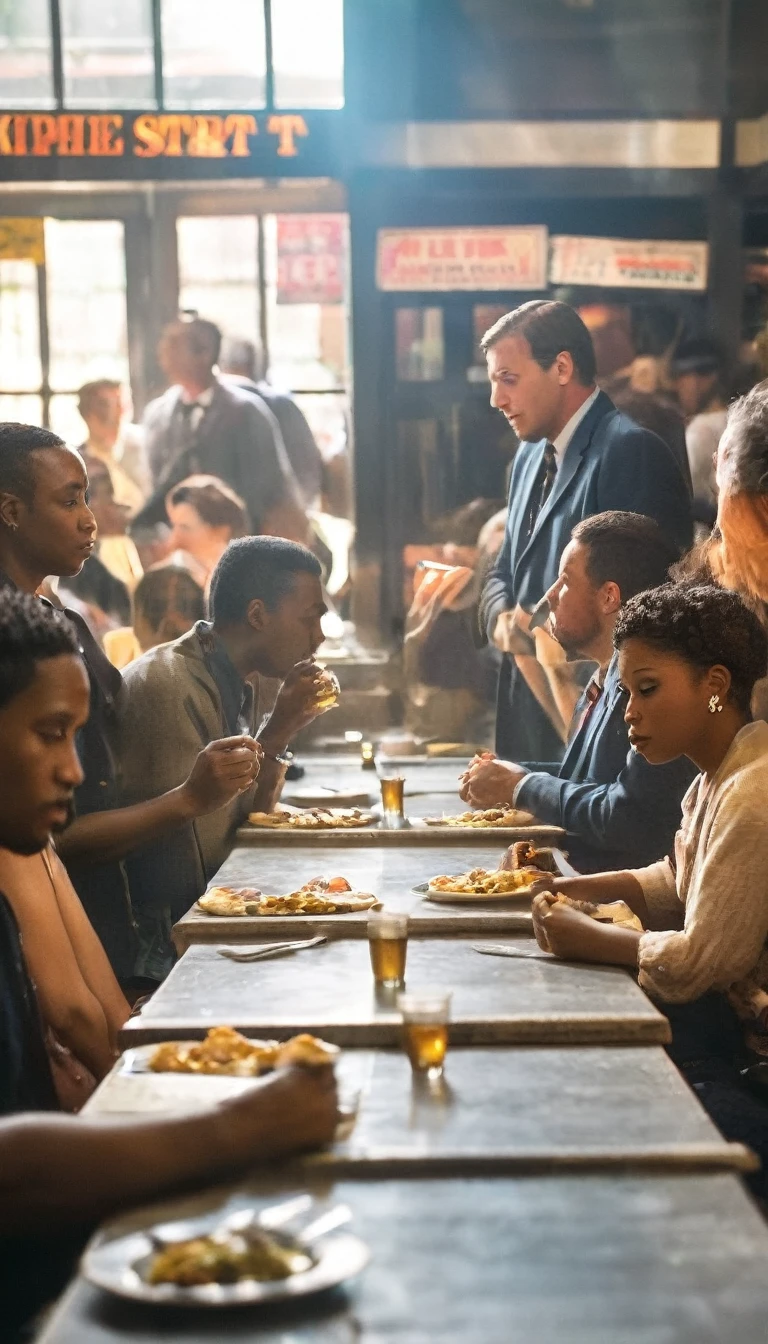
left=376, top=226, right=548, bottom=292
left=276, top=214, right=346, bottom=304
left=549, top=235, right=709, bottom=291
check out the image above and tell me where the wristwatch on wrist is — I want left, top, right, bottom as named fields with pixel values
left=263, top=748, right=293, bottom=766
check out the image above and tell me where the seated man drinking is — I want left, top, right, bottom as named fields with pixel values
left=117, top=535, right=332, bottom=979
left=460, top=512, right=696, bottom=870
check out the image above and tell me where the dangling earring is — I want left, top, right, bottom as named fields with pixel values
left=1, top=519, right=18, bottom=531
left=708, top=694, right=723, bottom=714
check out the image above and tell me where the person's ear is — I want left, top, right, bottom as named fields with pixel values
left=0, top=491, right=22, bottom=530
left=245, top=597, right=268, bottom=632
left=704, top=664, right=732, bottom=707
left=554, top=350, right=574, bottom=385
left=599, top=580, right=622, bottom=616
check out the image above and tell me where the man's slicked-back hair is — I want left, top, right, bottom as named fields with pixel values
left=480, top=300, right=597, bottom=386
left=571, top=511, right=680, bottom=604
left=0, top=589, right=81, bottom=712
left=0, top=422, right=66, bottom=503
left=209, top=535, right=322, bottom=625
left=170, top=315, right=222, bottom=365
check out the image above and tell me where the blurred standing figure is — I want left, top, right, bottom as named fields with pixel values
left=77, top=380, right=150, bottom=516
left=480, top=301, right=692, bottom=763
left=671, top=338, right=727, bottom=531
left=166, top=474, right=249, bottom=584
left=220, top=336, right=324, bottom=511
left=134, top=317, right=307, bottom=542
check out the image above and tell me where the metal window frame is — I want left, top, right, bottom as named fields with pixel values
left=46, top=0, right=340, bottom=113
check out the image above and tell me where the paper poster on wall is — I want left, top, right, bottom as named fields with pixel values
left=0, top=218, right=44, bottom=264
left=377, top=226, right=548, bottom=292
left=549, top=235, right=709, bottom=291
left=276, top=214, right=346, bottom=304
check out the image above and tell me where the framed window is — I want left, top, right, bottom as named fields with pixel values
left=0, top=0, right=345, bottom=111
left=0, top=220, right=129, bottom=444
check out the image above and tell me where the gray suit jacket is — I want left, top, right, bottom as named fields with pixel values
left=135, top=376, right=303, bottom=532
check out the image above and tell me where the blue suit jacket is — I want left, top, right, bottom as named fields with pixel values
left=482, top=391, right=693, bottom=760
left=515, top=656, right=696, bottom=872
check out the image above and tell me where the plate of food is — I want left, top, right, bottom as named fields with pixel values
left=552, top=893, right=644, bottom=931
left=197, top=877, right=379, bottom=918
left=126, top=1027, right=340, bottom=1078
left=248, top=807, right=377, bottom=831
left=413, top=866, right=543, bottom=903
left=81, top=1198, right=369, bottom=1307
left=422, top=807, right=536, bottom=829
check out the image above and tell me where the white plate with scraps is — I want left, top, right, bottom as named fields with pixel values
left=82, top=1202, right=369, bottom=1307
left=412, top=880, right=538, bottom=904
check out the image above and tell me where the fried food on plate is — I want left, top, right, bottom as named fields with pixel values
left=428, top=866, right=541, bottom=895
left=148, top=1229, right=312, bottom=1286
left=424, top=807, right=535, bottom=829
left=197, top=876, right=376, bottom=918
left=148, top=1027, right=338, bottom=1076
left=248, top=807, right=376, bottom=830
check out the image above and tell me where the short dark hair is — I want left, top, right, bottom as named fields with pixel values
left=168, top=474, right=250, bottom=538
left=480, top=300, right=597, bottom=385
left=220, top=336, right=261, bottom=381
left=0, top=589, right=81, bottom=713
left=718, top=381, right=768, bottom=496
left=671, top=336, right=723, bottom=379
left=133, top=564, right=205, bottom=633
left=614, top=582, right=768, bottom=713
left=169, top=315, right=222, bottom=365
left=571, top=511, right=680, bottom=603
left=0, top=422, right=66, bottom=503
left=209, top=536, right=322, bottom=625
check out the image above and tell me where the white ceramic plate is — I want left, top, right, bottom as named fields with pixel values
left=412, top=880, right=537, bottom=904
left=82, top=1212, right=369, bottom=1307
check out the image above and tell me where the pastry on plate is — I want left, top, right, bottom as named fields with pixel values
left=553, top=893, right=644, bottom=932
left=424, top=807, right=535, bottom=829
left=428, top=866, right=541, bottom=895
left=148, top=1027, right=338, bottom=1076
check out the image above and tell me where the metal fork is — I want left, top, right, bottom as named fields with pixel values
left=217, top=936, right=327, bottom=962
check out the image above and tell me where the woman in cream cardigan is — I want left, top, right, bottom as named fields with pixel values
left=530, top=582, right=768, bottom=1186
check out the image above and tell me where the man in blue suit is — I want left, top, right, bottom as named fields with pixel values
left=480, top=300, right=692, bottom=762
left=462, top=512, right=696, bottom=871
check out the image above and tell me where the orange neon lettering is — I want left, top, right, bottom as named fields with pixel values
left=159, top=115, right=193, bottom=156
left=0, top=116, right=12, bottom=155
left=266, top=113, right=308, bottom=157
left=13, top=114, right=28, bottom=155
left=31, top=115, right=58, bottom=155
left=132, top=114, right=165, bottom=157
left=58, top=114, right=85, bottom=156
left=188, top=115, right=227, bottom=157
left=223, top=114, right=257, bottom=157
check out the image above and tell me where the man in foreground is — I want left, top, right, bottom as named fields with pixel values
left=118, top=535, right=332, bottom=977
left=480, top=300, right=692, bottom=762
left=0, top=590, right=337, bottom=1341
left=462, top=512, right=696, bottom=871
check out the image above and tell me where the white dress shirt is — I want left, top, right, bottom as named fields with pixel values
left=179, top=382, right=215, bottom=435
left=552, top=386, right=600, bottom=465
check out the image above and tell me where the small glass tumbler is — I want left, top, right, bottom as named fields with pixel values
left=367, top=910, right=409, bottom=988
left=397, top=989, right=452, bottom=1079
left=314, top=667, right=341, bottom=711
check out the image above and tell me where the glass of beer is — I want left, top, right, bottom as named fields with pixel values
left=379, top=775, right=405, bottom=815
left=367, top=910, right=409, bottom=988
left=314, top=666, right=341, bottom=712
left=398, top=989, right=451, bottom=1079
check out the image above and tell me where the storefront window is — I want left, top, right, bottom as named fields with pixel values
left=46, top=220, right=129, bottom=442
left=60, top=0, right=155, bottom=108
left=271, top=0, right=345, bottom=109
left=161, top=0, right=267, bottom=109
left=0, top=260, right=41, bottom=392
left=396, top=308, right=445, bottom=381
left=177, top=215, right=260, bottom=342
left=0, top=0, right=54, bottom=108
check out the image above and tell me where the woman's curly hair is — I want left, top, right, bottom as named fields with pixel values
left=614, top=583, right=768, bottom=713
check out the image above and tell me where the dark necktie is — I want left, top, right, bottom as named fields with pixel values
left=573, top=676, right=604, bottom=737
left=526, top=441, right=558, bottom=537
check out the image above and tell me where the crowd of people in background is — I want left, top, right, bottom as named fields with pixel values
left=7, top=295, right=768, bottom=1336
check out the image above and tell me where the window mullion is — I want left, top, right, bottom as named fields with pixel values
left=48, top=0, right=65, bottom=109
left=151, top=0, right=165, bottom=109
left=264, top=0, right=275, bottom=111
